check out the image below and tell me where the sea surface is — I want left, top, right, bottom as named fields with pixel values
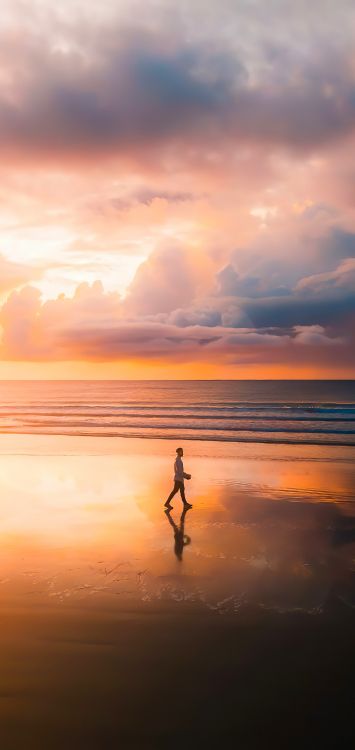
left=0, top=379, right=354, bottom=445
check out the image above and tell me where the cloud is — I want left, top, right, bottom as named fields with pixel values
left=0, top=281, right=121, bottom=359
left=124, top=242, right=214, bottom=315
left=238, top=293, right=355, bottom=330
left=321, top=228, right=355, bottom=261
left=166, top=306, right=221, bottom=328
left=294, top=325, right=344, bottom=346
left=212, top=254, right=355, bottom=331
left=0, top=281, right=352, bottom=373
left=0, top=253, right=39, bottom=295
left=2, top=226, right=353, bottom=372
left=216, top=263, right=290, bottom=299
left=1, top=11, right=355, bottom=168
left=296, top=258, right=355, bottom=296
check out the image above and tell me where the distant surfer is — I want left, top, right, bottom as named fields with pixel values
left=164, top=447, right=192, bottom=509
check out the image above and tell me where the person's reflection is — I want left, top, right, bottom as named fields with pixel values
left=165, top=506, right=191, bottom=561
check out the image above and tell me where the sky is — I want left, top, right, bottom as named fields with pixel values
left=0, top=0, right=354, bottom=379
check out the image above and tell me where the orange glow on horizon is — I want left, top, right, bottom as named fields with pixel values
left=0, top=359, right=353, bottom=380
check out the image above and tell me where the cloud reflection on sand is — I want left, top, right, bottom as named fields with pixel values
left=0, top=435, right=354, bottom=615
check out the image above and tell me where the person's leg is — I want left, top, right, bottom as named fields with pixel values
left=165, top=481, right=179, bottom=507
left=179, top=482, right=186, bottom=503
left=179, top=482, right=193, bottom=508
left=179, top=482, right=187, bottom=503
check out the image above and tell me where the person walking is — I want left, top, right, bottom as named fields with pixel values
left=164, top=447, right=192, bottom=510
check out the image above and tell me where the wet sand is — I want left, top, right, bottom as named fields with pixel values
left=0, top=435, right=354, bottom=747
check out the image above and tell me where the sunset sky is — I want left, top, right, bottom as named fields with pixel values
left=0, top=0, right=354, bottom=378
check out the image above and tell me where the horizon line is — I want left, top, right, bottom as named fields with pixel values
left=0, top=378, right=354, bottom=383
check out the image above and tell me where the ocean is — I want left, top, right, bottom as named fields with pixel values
left=0, top=379, right=354, bottom=445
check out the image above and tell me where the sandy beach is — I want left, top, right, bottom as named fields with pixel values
left=0, top=434, right=354, bottom=747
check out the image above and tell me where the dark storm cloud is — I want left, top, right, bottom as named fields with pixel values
left=321, top=228, right=355, bottom=261
left=217, top=264, right=291, bottom=299
left=241, top=293, right=355, bottom=330
left=2, top=23, right=355, bottom=162
left=214, top=254, right=355, bottom=330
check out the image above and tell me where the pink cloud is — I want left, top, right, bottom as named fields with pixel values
left=124, top=242, right=214, bottom=316
left=0, top=281, right=352, bottom=373
left=296, top=258, right=355, bottom=295
left=0, top=253, right=39, bottom=294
